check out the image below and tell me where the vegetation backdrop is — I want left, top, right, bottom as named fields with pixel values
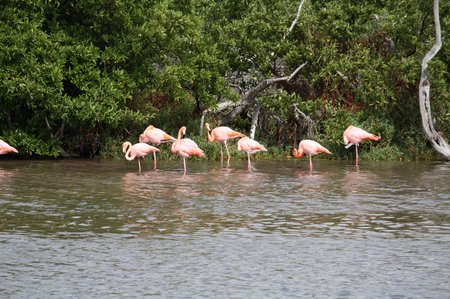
left=1, top=0, right=448, bottom=160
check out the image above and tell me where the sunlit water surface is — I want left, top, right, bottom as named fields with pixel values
left=1, top=159, right=449, bottom=298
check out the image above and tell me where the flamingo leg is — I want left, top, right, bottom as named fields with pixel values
left=309, top=155, right=313, bottom=174
left=138, top=158, right=142, bottom=173
left=183, top=158, right=187, bottom=174
left=355, top=144, right=359, bottom=167
left=247, top=153, right=252, bottom=171
left=153, top=152, right=157, bottom=170
left=220, top=144, right=224, bottom=165
left=224, top=140, right=231, bottom=166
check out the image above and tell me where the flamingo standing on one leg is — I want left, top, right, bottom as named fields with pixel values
left=204, top=123, right=245, bottom=166
left=293, top=140, right=332, bottom=174
left=139, top=125, right=176, bottom=169
left=171, top=126, right=205, bottom=174
left=122, top=142, right=159, bottom=173
left=237, top=136, right=267, bottom=171
left=343, top=125, right=381, bottom=167
left=0, top=139, right=19, bottom=155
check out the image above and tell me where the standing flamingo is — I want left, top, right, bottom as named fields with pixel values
left=0, top=139, right=18, bottom=155
left=293, top=139, right=332, bottom=174
left=343, top=125, right=381, bottom=167
left=171, top=126, right=205, bottom=174
left=139, top=125, right=176, bottom=169
left=237, top=136, right=267, bottom=171
left=122, top=142, right=159, bottom=173
left=205, top=123, right=245, bottom=165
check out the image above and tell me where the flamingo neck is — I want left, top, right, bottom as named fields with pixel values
left=206, top=129, right=214, bottom=142
left=177, top=128, right=184, bottom=141
left=123, top=142, right=135, bottom=161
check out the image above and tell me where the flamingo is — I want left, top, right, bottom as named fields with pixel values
left=122, top=142, right=159, bottom=173
left=237, top=136, right=267, bottom=171
left=0, top=139, right=18, bottom=155
left=343, top=125, right=381, bottom=167
left=139, top=125, right=176, bottom=169
left=293, top=139, right=332, bottom=173
left=171, top=126, right=205, bottom=174
left=204, top=123, right=245, bottom=165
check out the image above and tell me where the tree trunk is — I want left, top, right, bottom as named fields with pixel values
left=293, top=103, right=316, bottom=140
left=250, top=104, right=261, bottom=139
left=418, top=0, right=450, bottom=160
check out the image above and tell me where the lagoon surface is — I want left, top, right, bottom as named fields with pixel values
left=1, top=159, right=449, bottom=298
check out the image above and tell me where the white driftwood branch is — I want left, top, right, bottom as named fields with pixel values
left=250, top=104, right=261, bottom=139
left=224, top=63, right=307, bottom=124
left=285, top=0, right=307, bottom=39
left=210, top=62, right=308, bottom=129
left=288, top=62, right=308, bottom=81
left=200, top=100, right=236, bottom=134
left=418, top=0, right=450, bottom=159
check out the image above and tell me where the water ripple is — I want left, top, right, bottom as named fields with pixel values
left=0, top=160, right=449, bottom=298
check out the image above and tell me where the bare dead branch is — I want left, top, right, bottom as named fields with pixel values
left=250, top=104, right=261, bottom=139
left=418, top=0, right=450, bottom=159
left=293, top=104, right=317, bottom=139
left=285, top=0, right=307, bottom=39
left=222, top=62, right=308, bottom=125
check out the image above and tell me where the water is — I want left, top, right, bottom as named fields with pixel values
left=0, top=159, right=449, bottom=298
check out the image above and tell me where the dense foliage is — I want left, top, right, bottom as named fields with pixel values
left=1, top=0, right=448, bottom=160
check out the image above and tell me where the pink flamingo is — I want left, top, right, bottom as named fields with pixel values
left=139, top=125, right=176, bottom=169
left=171, top=126, right=205, bottom=174
left=122, top=141, right=159, bottom=173
left=293, top=140, right=332, bottom=173
left=343, top=125, right=381, bottom=167
left=0, top=139, right=18, bottom=155
left=205, top=123, right=245, bottom=165
left=237, top=136, right=267, bottom=171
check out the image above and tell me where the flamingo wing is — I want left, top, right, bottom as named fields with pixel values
left=238, top=137, right=267, bottom=154
left=132, top=143, right=159, bottom=158
left=175, top=139, right=205, bottom=157
left=140, top=126, right=176, bottom=144
left=300, top=140, right=331, bottom=156
left=212, top=127, right=244, bottom=141
left=344, top=126, right=380, bottom=145
left=0, top=140, right=18, bottom=155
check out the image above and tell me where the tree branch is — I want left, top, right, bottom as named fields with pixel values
left=221, top=62, right=308, bottom=125
left=285, top=0, right=307, bottom=39
left=293, top=103, right=316, bottom=140
left=418, top=0, right=450, bottom=159
left=250, top=103, right=261, bottom=139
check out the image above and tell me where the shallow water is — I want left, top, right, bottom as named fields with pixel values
left=1, top=159, right=449, bottom=298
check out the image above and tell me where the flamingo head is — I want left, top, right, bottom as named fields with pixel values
left=204, top=123, right=211, bottom=131
left=292, top=147, right=304, bottom=158
left=181, top=126, right=187, bottom=135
